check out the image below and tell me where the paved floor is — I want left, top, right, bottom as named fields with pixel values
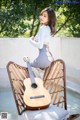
left=67, top=89, right=80, bottom=120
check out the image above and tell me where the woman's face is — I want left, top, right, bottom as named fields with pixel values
left=40, top=11, right=49, bottom=25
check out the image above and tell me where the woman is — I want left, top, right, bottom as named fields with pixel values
left=29, top=7, right=56, bottom=69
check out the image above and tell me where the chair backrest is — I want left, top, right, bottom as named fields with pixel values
left=43, top=59, right=67, bottom=110
left=7, top=59, right=67, bottom=115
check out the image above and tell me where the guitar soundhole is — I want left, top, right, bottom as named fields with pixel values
left=31, top=83, right=37, bottom=88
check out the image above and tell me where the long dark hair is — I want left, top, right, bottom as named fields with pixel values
left=40, top=7, right=56, bottom=34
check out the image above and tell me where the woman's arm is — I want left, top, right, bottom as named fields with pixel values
left=29, top=36, right=43, bottom=49
left=29, top=25, right=51, bottom=49
left=29, top=27, right=45, bottom=49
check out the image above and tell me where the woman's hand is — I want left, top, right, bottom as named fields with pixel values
left=43, top=42, right=49, bottom=46
left=31, top=36, right=38, bottom=42
left=31, top=36, right=35, bottom=40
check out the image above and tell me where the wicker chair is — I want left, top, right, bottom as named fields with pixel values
left=7, top=59, right=80, bottom=119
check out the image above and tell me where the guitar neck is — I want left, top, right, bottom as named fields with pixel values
left=26, top=61, right=35, bottom=84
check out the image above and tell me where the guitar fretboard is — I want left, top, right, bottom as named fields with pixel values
left=27, top=61, right=35, bottom=84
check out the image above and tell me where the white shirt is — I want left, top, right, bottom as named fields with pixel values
left=30, top=25, right=52, bottom=49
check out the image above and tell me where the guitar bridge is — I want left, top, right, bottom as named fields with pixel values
left=30, top=95, right=45, bottom=99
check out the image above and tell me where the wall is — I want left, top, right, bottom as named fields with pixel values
left=0, top=37, right=80, bottom=89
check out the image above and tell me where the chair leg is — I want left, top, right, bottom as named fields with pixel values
left=67, top=114, right=80, bottom=120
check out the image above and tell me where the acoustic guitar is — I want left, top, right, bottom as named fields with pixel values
left=23, top=56, right=51, bottom=110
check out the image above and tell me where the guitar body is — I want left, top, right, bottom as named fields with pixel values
left=23, top=77, right=51, bottom=110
